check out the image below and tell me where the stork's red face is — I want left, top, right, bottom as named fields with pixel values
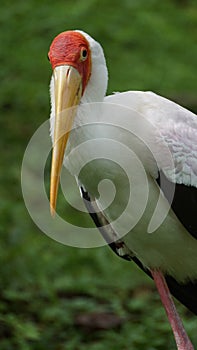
left=48, top=31, right=91, bottom=93
left=48, top=31, right=92, bottom=215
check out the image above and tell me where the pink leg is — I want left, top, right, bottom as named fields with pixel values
left=150, top=269, right=194, bottom=350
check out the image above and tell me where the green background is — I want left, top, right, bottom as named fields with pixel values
left=0, top=0, right=196, bottom=349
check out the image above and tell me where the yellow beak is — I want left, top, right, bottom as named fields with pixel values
left=50, top=65, right=82, bottom=216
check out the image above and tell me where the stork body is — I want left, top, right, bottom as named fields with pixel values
left=48, top=30, right=197, bottom=350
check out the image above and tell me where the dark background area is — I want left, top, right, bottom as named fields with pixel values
left=0, top=0, right=196, bottom=349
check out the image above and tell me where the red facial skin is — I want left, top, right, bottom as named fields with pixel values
left=48, top=31, right=92, bottom=94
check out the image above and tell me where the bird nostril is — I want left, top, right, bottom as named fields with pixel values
left=66, top=67, right=70, bottom=78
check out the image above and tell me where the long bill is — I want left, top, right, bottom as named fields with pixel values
left=50, top=65, right=82, bottom=216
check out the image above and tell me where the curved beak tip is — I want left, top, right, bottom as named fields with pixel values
left=50, top=205, right=56, bottom=218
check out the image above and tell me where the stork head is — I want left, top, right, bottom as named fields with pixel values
left=48, top=30, right=108, bottom=215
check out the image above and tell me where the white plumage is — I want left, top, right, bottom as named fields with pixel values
left=48, top=30, right=197, bottom=350
left=49, top=32, right=197, bottom=282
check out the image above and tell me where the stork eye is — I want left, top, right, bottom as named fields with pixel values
left=80, top=48, right=88, bottom=61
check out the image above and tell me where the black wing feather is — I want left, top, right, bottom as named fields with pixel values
left=156, top=171, right=197, bottom=239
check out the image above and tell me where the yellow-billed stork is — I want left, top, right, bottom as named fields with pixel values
left=48, top=30, right=197, bottom=350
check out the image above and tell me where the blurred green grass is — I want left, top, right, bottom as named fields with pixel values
left=0, top=0, right=196, bottom=349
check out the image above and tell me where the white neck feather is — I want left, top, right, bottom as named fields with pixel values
left=75, top=30, right=108, bottom=103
